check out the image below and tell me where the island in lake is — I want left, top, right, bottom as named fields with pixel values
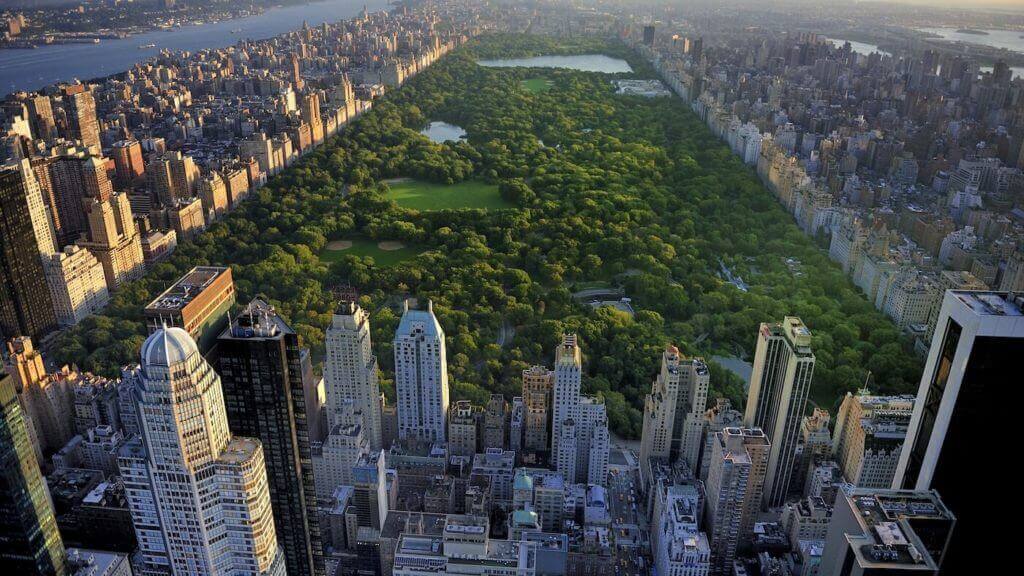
left=956, top=29, right=990, bottom=36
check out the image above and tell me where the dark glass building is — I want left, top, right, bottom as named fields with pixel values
left=0, top=167, right=56, bottom=342
left=217, top=298, right=325, bottom=576
left=896, top=290, right=1022, bottom=574
left=1, top=371, right=66, bottom=575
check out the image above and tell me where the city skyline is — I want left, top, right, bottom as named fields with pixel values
left=0, top=1, right=1014, bottom=575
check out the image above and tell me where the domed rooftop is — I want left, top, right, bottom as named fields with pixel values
left=141, top=326, right=198, bottom=367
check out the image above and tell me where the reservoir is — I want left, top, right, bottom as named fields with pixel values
left=477, top=54, right=633, bottom=73
left=0, top=0, right=389, bottom=97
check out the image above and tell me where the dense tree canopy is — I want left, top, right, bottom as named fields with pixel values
left=53, top=34, right=922, bottom=438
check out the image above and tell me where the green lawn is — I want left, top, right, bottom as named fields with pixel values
left=385, top=179, right=512, bottom=211
left=319, top=238, right=421, bottom=267
left=521, top=77, right=553, bottom=93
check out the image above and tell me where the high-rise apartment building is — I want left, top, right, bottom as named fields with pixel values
left=26, top=94, right=57, bottom=143
left=894, top=290, right=1022, bottom=573
left=638, top=344, right=712, bottom=479
left=745, top=317, right=815, bottom=507
left=671, top=354, right=709, bottom=472
left=551, top=334, right=582, bottom=465
left=0, top=163, right=56, bottom=341
left=43, top=245, right=109, bottom=328
left=64, top=88, right=101, bottom=153
left=793, top=407, right=830, bottom=495
left=313, top=400, right=368, bottom=500
left=145, top=151, right=198, bottom=207
left=448, top=400, right=481, bottom=457
left=522, top=365, right=553, bottom=453
left=1, top=371, right=66, bottom=576
left=109, top=140, right=144, bottom=189
left=640, top=346, right=683, bottom=480
left=324, top=301, right=383, bottom=450
left=217, top=299, right=325, bottom=576
left=32, top=147, right=108, bottom=247
left=117, top=327, right=287, bottom=576
left=394, top=300, right=448, bottom=444
left=4, top=337, right=75, bottom=456
left=483, top=394, right=508, bottom=450
left=832, top=391, right=913, bottom=489
left=699, top=399, right=743, bottom=482
left=820, top=489, right=955, bottom=576
left=78, top=192, right=144, bottom=290
left=704, top=427, right=770, bottom=575
left=546, top=335, right=608, bottom=484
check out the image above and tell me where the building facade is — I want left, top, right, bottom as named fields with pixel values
left=394, top=300, right=448, bottom=444
left=744, top=317, right=815, bottom=507
left=217, top=299, right=325, bottom=576
left=117, top=327, right=287, bottom=576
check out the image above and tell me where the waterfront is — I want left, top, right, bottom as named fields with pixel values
left=477, top=54, right=633, bottom=73
left=919, top=27, right=1024, bottom=54
left=0, top=0, right=389, bottom=96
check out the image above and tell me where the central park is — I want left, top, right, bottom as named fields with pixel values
left=53, top=33, right=922, bottom=438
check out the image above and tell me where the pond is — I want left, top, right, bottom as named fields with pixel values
left=477, top=54, right=633, bottom=73
left=421, top=121, right=467, bottom=143
left=711, top=355, right=753, bottom=390
left=826, top=38, right=890, bottom=57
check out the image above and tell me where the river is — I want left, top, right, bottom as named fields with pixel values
left=0, top=0, right=390, bottom=97
left=919, top=27, right=1024, bottom=54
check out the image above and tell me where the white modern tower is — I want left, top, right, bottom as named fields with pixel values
left=324, top=300, right=383, bottom=450
left=118, top=327, right=287, bottom=576
left=745, top=317, right=815, bottom=507
left=394, top=300, right=448, bottom=443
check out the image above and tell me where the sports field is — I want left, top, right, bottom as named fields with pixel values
left=319, top=238, right=420, bottom=267
left=521, top=77, right=553, bottom=93
left=385, top=178, right=511, bottom=211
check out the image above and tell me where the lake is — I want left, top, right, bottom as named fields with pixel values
left=919, top=28, right=1024, bottom=55
left=827, top=38, right=890, bottom=57
left=421, top=121, right=466, bottom=143
left=0, top=0, right=389, bottom=96
left=477, top=54, right=633, bottom=73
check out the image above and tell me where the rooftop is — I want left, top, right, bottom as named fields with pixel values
left=952, top=290, right=1023, bottom=317
left=145, top=266, right=231, bottom=313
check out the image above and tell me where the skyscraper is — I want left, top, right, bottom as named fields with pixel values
left=324, top=301, right=383, bottom=450
left=217, top=299, right=325, bottom=576
left=1, top=164, right=56, bottom=341
left=547, top=335, right=608, bottom=484
left=636, top=346, right=711, bottom=476
left=522, top=365, right=553, bottom=453
left=78, top=192, right=144, bottom=290
left=1, top=370, right=66, bottom=576
left=42, top=245, right=109, bottom=328
left=894, top=290, right=1023, bottom=573
left=109, top=140, right=144, bottom=189
left=704, top=427, right=770, bottom=575
left=640, top=345, right=683, bottom=480
left=551, top=334, right=581, bottom=464
left=394, top=300, right=448, bottom=443
left=117, top=327, right=287, bottom=576
left=744, top=317, right=815, bottom=507
left=64, top=88, right=101, bottom=153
